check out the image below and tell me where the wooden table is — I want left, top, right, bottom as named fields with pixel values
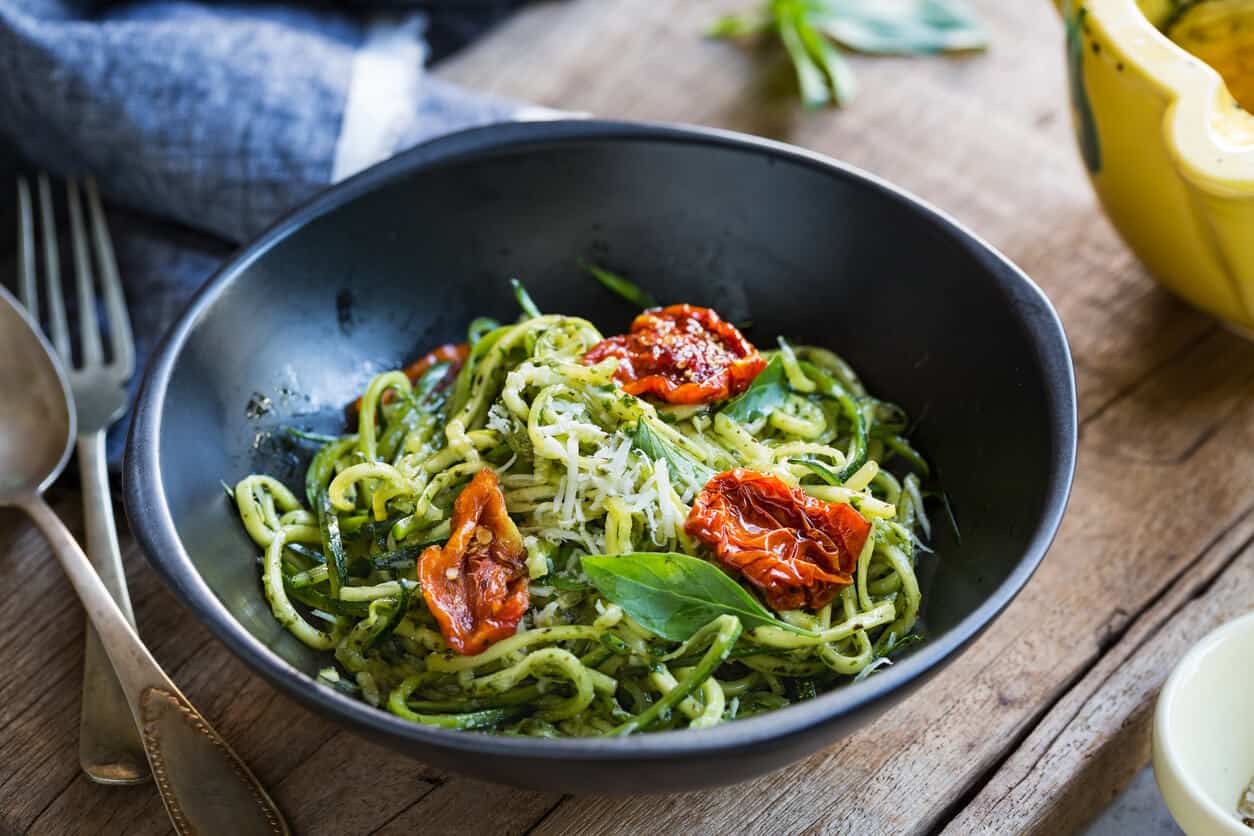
left=5, top=1, right=1252, bottom=833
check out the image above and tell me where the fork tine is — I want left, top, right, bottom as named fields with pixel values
left=17, top=177, right=37, bottom=323
left=37, top=173, right=71, bottom=362
left=85, top=178, right=134, bottom=377
left=67, top=178, right=102, bottom=368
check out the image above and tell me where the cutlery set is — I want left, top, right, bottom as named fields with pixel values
left=1, top=176, right=287, bottom=835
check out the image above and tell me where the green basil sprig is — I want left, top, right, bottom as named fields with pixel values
left=581, top=552, right=819, bottom=641
left=709, top=0, right=989, bottom=108
left=720, top=355, right=789, bottom=424
left=630, top=418, right=714, bottom=495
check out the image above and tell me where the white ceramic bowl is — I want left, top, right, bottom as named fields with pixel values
left=1154, top=611, right=1254, bottom=836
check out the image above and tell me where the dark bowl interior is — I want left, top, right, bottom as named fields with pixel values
left=125, top=120, right=1076, bottom=793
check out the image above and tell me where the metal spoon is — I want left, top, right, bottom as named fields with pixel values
left=0, top=285, right=289, bottom=836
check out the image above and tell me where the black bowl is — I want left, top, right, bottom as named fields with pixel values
left=125, top=120, right=1076, bottom=793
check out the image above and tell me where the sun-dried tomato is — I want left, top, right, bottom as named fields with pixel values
left=346, top=342, right=468, bottom=424
left=583, top=305, right=765, bottom=404
left=685, top=468, right=871, bottom=611
left=419, top=468, right=529, bottom=655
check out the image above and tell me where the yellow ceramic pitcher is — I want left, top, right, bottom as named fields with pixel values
left=1056, top=0, right=1254, bottom=331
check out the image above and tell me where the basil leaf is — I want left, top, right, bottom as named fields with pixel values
left=810, top=0, right=989, bottom=56
left=721, top=357, right=869, bottom=481
left=581, top=552, right=818, bottom=641
left=630, top=419, right=714, bottom=493
left=581, top=262, right=659, bottom=309
left=721, top=355, right=790, bottom=424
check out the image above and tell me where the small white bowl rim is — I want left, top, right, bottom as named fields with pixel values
left=1154, top=610, right=1254, bottom=836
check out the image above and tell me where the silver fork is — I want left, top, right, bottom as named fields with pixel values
left=17, top=174, right=148, bottom=784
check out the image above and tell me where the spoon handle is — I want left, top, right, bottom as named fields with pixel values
left=22, top=496, right=289, bottom=836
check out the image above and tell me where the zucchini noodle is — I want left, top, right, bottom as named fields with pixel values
left=234, top=306, right=934, bottom=736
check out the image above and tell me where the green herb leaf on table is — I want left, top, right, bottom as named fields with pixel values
left=777, top=9, right=855, bottom=108
left=810, top=0, right=988, bottom=55
left=581, top=552, right=820, bottom=641
left=707, top=10, right=772, bottom=39
left=709, top=0, right=988, bottom=107
left=796, top=7, right=859, bottom=107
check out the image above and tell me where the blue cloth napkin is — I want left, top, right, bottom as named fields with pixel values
left=0, top=0, right=544, bottom=471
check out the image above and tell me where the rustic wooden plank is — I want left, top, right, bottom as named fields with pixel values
left=373, top=779, right=561, bottom=835
left=269, top=732, right=440, bottom=834
left=25, top=680, right=442, bottom=836
left=943, top=511, right=1254, bottom=835
left=2, top=0, right=1248, bottom=833
left=29, top=780, right=163, bottom=836
left=0, top=502, right=103, bottom=835
left=1, top=503, right=440, bottom=836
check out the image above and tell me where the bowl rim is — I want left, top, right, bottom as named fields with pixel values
left=124, top=118, right=1078, bottom=762
left=1153, top=610, right=1254, bottom=835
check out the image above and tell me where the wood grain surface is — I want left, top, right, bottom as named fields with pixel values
left=3, top=0, right=1249, bottom=833
left=944, top=511, right=1254, bottom=836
